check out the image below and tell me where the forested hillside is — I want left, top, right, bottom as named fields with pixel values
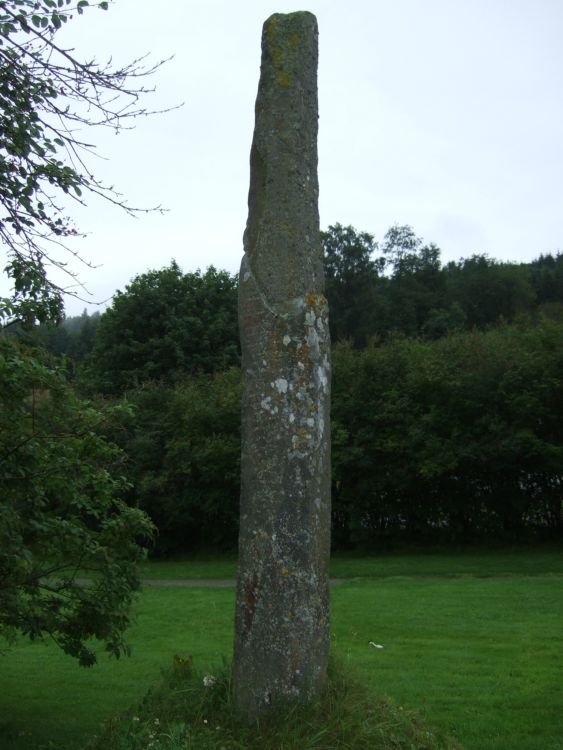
left=11, top=225, right=563, bottom=553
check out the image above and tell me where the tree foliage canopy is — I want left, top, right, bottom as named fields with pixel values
left=321, top=223, right=386, bottom=346
left=22, top=232, right=563, bottom=558
left=0, top=337, right=154, bottom=664
left=323, top=223, right=560, bottom=344
left=107, top=369, right=241, bottom=555
left=0, top=1, right=162, bottom=665
left=331, top=318, right=563, bottom=545
left=86, top=263, right=239, bottom=394
left=0, top=0, right=167, bottom=325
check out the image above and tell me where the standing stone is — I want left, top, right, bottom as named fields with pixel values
left=233, top=11, right=331, bottom=720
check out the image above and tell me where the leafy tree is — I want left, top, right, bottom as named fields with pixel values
left=331, top=338, right=428, bottom=546
left=64, top=308, right=100, bottom=360
left=442, top=255, right=535, bottom=328
left=109, top=369, right=242, bottom=555
left=321, top=223, right=387, bottom=346
left=32, top=309, right=100, bottom=367
left=0, top=0, right=168, bottom=325
left=527, top=252, right=563, bottom=314
left=331, top=319, right=563, bottom=545
left=0, top=336, right=154, bottom=665
left=86, top=263, right=239, bottom=394
left=324, top=223, right=560, bottom=341
left=0, top=2, right=177, bottom=667
left=382, top=225, right=446, bottom=336
left=381, top=224, right=431, bottom=276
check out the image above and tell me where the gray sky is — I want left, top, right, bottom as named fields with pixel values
left=35, top=0, right=563, bottom=314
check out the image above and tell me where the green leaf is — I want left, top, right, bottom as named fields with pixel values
left=17, top=13, right=29, bottom=32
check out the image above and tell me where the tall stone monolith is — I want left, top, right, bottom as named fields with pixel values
left=233, top=11, right=331, bottom=720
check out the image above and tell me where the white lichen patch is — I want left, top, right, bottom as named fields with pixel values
left=261, top=396, right=278, bottom=414
left=274, top=378, right=289, bottom=394
left=252, top=294, right=330, bottom=469
left=307, top=326, right=320, bottom=357
left=315, top=363, right=328, bottom=391
left=304, top=308, right=316, bottom=326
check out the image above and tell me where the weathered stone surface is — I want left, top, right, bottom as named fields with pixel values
left=233, top=11, right=331, bottom=720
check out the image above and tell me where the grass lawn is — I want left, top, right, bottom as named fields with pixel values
left=137, top=553, right=239, bottom=580
left=331, top=575, right=563, bottom=750
left=0, top=548, right=561, bottom=750
left=138, top=546, right=563, bottom=580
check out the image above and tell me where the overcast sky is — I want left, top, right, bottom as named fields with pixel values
left=28, top=0, right=563, bottom=315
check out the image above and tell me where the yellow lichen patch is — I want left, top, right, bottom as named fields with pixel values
left=305, top=291, right=327, bottom=314
left=265, top=17, right=294, bottom=88
left=271, top=45, right=283, bottom=68
left=277, top=70, right=291, bottom=87
left=280, top=566, right=289, bottom=575
left=265, top=15, right=279, bottom=49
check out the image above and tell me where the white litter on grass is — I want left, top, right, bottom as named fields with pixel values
left=369, top=642, right=384, bottom=649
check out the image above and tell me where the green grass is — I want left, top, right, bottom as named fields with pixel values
left=138, top=546, right=563, bottom=581
left=331, top=575, right=563, bottom=750
left=137, top=553, right=239, bottom=580
left=329, top=545, right=563, bottom=579
left=84, top=659, right=462, bottom=750
left=0, top=549, right=561, bottom=749
left=0, top=586, right=234, bottom=750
